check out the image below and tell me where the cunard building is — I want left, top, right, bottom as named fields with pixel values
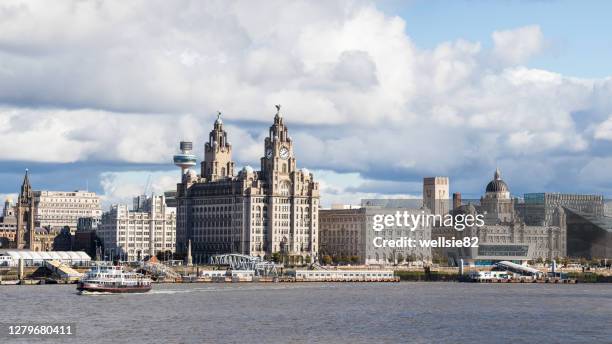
left=175, top=106, right=320, bottom=264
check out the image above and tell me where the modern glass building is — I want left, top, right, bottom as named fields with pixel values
left=518, top=193, right=604, bottom=226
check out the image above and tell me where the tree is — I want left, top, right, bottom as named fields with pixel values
left=305, top=255, right=312, bottom=264
left=350, top=256, right=360, bottom=264
left=322, top=255, right=333, bottom=265
left=560, top=256, right=570, bottom=267
left=590, top=258, right=601, bottom=267
left=396, top=253, right=404, bottom=265
left=272, top=252, right=281, bottom=263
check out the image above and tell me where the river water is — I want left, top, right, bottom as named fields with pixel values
left=0, top=282, right=610, bottom=343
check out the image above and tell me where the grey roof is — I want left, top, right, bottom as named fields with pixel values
left=0, top=250, right=91, bottom=261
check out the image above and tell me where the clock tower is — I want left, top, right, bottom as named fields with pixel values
left=176, top=105, right=319, bottom=264
left=261, top=105, right=296, bottom=186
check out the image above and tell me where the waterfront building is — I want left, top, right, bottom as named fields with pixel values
left=423, top=177, right=450, bottom=217
left=33, top=190, right=102, bottom=234
left=176, top=107, right=320, bottom=264
left=564, top=208, right=612, bottom=259
left=319, top=207, right=367, bottom=263
left=0, top=249, right=91, bottom=267
left=2, top=171, right=97, bottom=251
left=77, top=217, right=100, bottom=232
left=517, top=192, right=604, bottom=226
left=99, top=194, right=176, bottom=261
left=364, top=206, right=432, bottom=265
left=433, top=169, right=567, bottom=265
left=480, top=168, right=514, bottom=223
left=0, top=198, right=17, bottom=248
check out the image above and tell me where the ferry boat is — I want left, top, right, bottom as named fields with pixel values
left=77, top=265, right=152, bottom=294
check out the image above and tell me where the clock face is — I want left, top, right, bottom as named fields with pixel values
left=279, top=147, right=289, bottom=159
left=265, top=148, right=273, bottom=159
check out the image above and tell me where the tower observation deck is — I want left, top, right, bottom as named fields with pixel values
left=173, top=141, right=197, bottom=176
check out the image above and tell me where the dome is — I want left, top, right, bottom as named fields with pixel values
left=486, top=168, right=509, bottom=193
left=301, top=168, right=310, bottom=175
left=241, top=165, right=254, bottom=174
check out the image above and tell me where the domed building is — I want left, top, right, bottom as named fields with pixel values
left=485, top=168, right=510, bottom=198
left=432, top=168, right=567, bottom=266
left=480, top=168, right=515, bottom=223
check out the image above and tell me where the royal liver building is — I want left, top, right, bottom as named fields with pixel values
left=175, top=106, right=320, bottom=264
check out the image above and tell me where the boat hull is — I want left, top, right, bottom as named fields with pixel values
left=77, top=283, right=152, bottom=294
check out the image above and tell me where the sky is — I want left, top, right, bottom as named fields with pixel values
left=1, top=0, right=612, bottom=208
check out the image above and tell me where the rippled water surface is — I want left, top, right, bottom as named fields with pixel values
left=1, top=282, right=610, bottom=343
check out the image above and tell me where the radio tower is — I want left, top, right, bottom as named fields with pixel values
left=173, top=141, right=197, bottom=177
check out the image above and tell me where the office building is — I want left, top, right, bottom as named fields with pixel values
left=33, top=190, right=102, bottom=233
left=319, top=207, right=367, bottom=264
left=518, top=192, right=604, bottom=226
left=565, top=208, right=612, bottom=259
left=99, top=194, right=176, bottom=261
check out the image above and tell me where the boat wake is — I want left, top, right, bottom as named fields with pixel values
left=147, top=289, right=194, bottom=295
left=78, top=290, right=117, bottom=296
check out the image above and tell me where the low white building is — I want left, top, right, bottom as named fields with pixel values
left=99, top=195, right=176, bottom=261
left=0, top=250, right=91, bottom=267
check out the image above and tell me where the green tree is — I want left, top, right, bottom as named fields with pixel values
left=322, top=255, right=333, bottom=265
left=305, top=255, right=312, bottom=264
left=396, top=253, right=404, bottom=265
left=272, top=252, right=281, bottom=263
left=350, top=255, right=360, bottom=264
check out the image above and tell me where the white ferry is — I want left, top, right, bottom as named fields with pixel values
left=77, top=265, right=152, bottom=294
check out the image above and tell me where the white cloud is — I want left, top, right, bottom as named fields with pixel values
left=492, top=25, right=544, bottom=65
left=594, top=116, right=612, bottom=140
left=0, top=1, right=611, bottom=198
left=99, top=170, right=178, bottom=208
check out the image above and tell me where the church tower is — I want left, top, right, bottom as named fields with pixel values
left=201, top=112, right=235, bottom=182
left=15, top=169, right=35, bottom=249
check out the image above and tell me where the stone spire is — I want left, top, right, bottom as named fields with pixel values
left=20, top=169, right=32, bottom=201
left=494, top=167, right=501, bottom=181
